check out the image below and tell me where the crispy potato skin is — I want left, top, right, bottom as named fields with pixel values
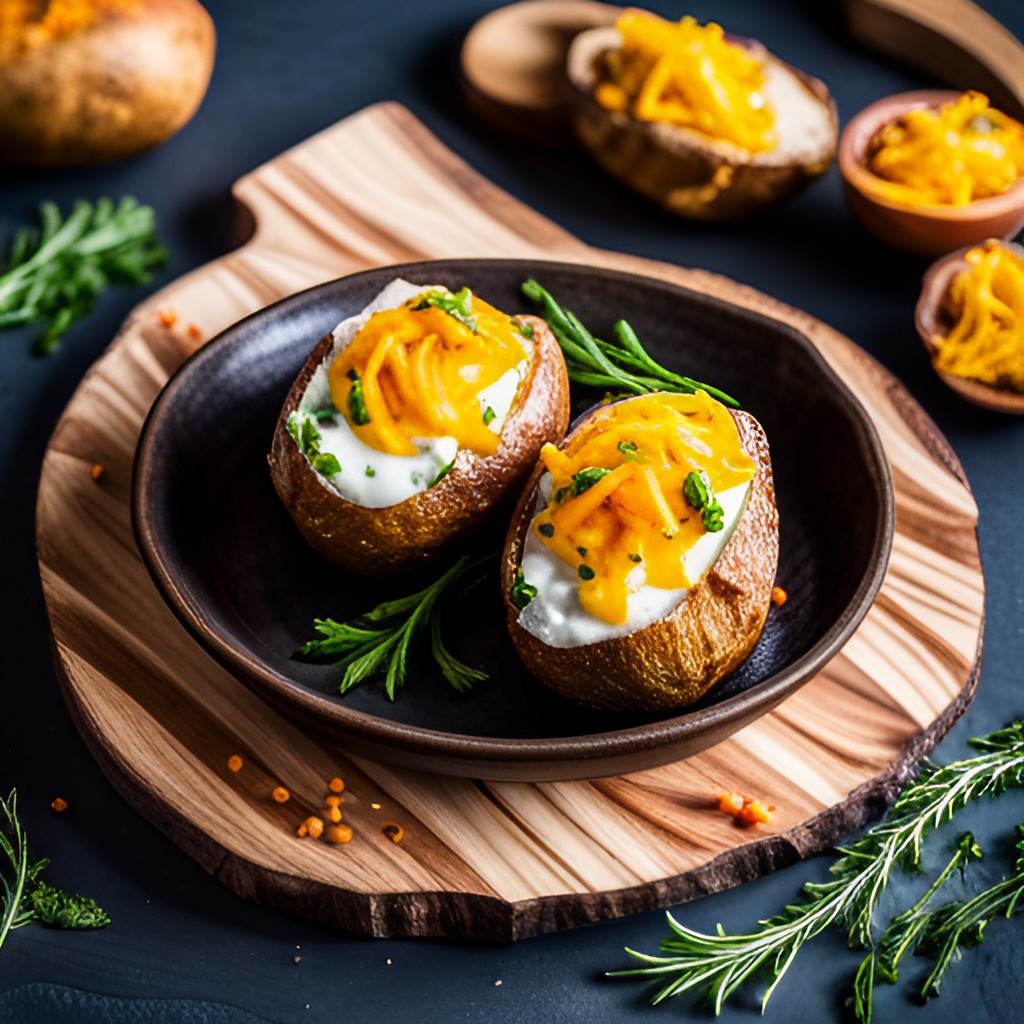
left=566, top=28, right=837, bottom=221
left=502, top=409, right=779, bottom=711
left=0, top=0, right=215, bottom=166
left=269, top=314, right=570, bottom=577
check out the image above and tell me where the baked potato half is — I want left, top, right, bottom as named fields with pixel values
left=502, top=391, right=779, bottom=711
left=269, top=280, right=570, bottom=576
left=566, top=11, right=837, bottom=220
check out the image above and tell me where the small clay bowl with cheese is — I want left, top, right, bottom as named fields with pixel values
left=840, top=90, right=1024, bottom=256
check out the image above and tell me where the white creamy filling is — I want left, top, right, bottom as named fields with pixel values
left=516, top=474, right=751, bottom=648
left=762, top=60, right=834, bottom=163
left=296, top=278, right=527, bottom=508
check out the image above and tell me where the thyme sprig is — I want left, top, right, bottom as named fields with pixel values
left=297, top=555, right=491, bottom=700
left=521, top=279, right=739, bottom=408
left=611, top=722, right=1024, bottom=1016
left=0, top=197, right=166, bottom=354
left=1, top=790, right=109, bottom=951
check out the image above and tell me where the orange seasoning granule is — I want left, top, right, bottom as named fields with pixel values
left=297, top=816, right=324, bottom=839
left=326, top=824, right=353, bottom=845
left=381, top=822, right=405, bottom=843
left=90, top=463, right=104, bottom=481
left=50, top=797, right=68, bottom=813
left=158, top=307, right=178, bottom=327
left=227, top=754, right=244, bottom=773
left=771, top=585, right=788, bottom=607
left=327, top=777, right=345, bottom=794
left=716, top=791, right=775, bottom=826
left=272, top=786, right=290, bottom=804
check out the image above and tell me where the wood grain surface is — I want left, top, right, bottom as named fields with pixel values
left=35, top=103, right=984, bottom=941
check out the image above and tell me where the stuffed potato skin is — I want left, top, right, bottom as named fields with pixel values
left=501, top=408, right=779, bottom=711
left=269, top=313, right=570, bottom=577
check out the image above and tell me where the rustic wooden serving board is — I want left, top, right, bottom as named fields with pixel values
left=36, top=103, right=984, bottom=941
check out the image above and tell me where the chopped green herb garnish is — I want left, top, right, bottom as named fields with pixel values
left=576, top=546, right=588, bottom=557
left=412, top=287, right=477, bottom=331
left=683, top=470, right=725, bottom=532
left=515, top=318, right=535, bottom=340
left=482, top=406, right=496, bottom=426
left=347, top=370, right=371, bottom=426
left=429, top=458, right=455, bottom=488
left=578, top=564, right=596, bottom=581
left=571, top=466, right=611, bottom=496
left=617, top=440, right=639, bottom=455
left=538, top=522, right=555, bottom=538
left=297, top=555, right=491, bottom=700
left=554, top=485, right=571, bottom=504
left=1, top=790, right=109, bottom=949
left=312, top=452, right=341, bottom=477
left=311, top=405, right=339, bottom=425
left=511, top=568, right=538, bottom=609
left=683, top=470, right=711, bottom=510
left=365, top=466, right=376, bottom=477
left=411, top=471, right=424, bottom=486
left=628, top=553, right=643, bottom=563
left=521, top=278, right=738, bottom=408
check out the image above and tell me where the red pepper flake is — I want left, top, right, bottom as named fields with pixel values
left=771, top=585, right=788, bottom=607
left=90, top=463, right=104, bottom=481
left=227, top=754, right=243, bottom=773
left=50, top=797, right=68, bottom=813
left=716, top=791, right=775, bottom=827
left=158, top=307, right=178, bottom=327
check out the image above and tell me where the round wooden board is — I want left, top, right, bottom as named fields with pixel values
left=36, top=103, right=983, bottom=941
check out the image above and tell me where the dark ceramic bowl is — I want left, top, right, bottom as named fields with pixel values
left=133, top=259, right=893, bottom=781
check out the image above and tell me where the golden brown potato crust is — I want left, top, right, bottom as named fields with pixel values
left=501, top=409, right=779, bottom=711
left=269, top=313, right=570, bottom=577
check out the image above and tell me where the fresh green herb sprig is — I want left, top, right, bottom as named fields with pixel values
left=297, top=555, right=491, bottom=699
left=286, top=409, right=341, bottom=477
left=0, top=198, right=166, bottom=354
left=521, top=279, right=738, bottom=408
left=611, top=721, right=1024, bottom=1016
left=1, top=790, right=109, bottom=950
left=412, top=287, right=477, bottom=331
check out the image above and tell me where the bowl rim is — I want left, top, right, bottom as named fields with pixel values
left=132, top=257, right=895, bottom=777
left=839, top=89, right=1024, bottom=221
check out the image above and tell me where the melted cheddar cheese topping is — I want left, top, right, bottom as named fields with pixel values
left=594, top=10, right=775, bottom=153
left=866, top=92, right=1024, bottom=207
left=532, top=391, right=755, bottom=625
left=327, top=290, right=529, bottom=457
left=933, top=240, right=1024, bottom=392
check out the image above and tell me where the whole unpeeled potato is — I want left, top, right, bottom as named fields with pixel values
left=0, top=0, right=215, bottom=166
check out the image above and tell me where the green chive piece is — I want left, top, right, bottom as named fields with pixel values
left=429, top=458, right=456, bottom=488
left=347, top=370, right=371, bottom=426
left=511, top=569, right=538, bottom=608
left=702, top=500, right=725, bottom=532
left=554, top=486, right=571, bottom=504
left=578, top=564, right=596, bottom=581
left=683, top=470, right=711, bottom=511
left=365, top=466, right=376, bottom=477
left=482, top=406, right=496, bottom=426
left=628, top=553, right=642, bottom=563
left=571, top=466, right=611, bottom=496
left=538, top=522, right=555, bottom=538
left=576, top=546, right=588, bottom=557
left=312, top=452, right=341, bottom=477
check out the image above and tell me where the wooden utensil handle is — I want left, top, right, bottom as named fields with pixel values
left=842, top=0, right=1024, bottom=119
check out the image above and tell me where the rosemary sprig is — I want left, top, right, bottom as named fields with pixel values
left=1, top=790, right=109, bottom=950
left=521, top=278, right=739, bottom=408
left=610, top=722, right=1024, bottom=1014
left=297, top=554, right=491, bottom=700
left=0, top=197, right=166, bottom=354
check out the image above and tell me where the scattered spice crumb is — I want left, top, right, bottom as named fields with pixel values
left=158, top=307, right=178, bottom=327
left=716, top=791, right=775, bottom=827
left=381, top=822, right=404, bottom=843
left=325, top=805, right=343, bottom=824
left=90, top=463, right=104, bottom=481
left=227, top=754, right=243, bottom=773
left=272, top=786, right=290, bottom=804
left=324, top=795, right=341, bottom=808
left=50, top=797, right=68, bottom=813
left=187, top=323, right=202, bottom=339
left=293, top=955, right=302, bottom=964
left=371, top=803, right=381, bottom=810
left=771, top=585, right=788, bottom=607
left=303, top=816, right=324, bottom=839
left=386, top=958, right=392, bottom=965
left=304, top=1004, right=310, bottom=1011
left=494, top=980, right=503, bottom=987
left=327, top=777, right=345, bottom=794
left=326, top=824, right=353, bottom=845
